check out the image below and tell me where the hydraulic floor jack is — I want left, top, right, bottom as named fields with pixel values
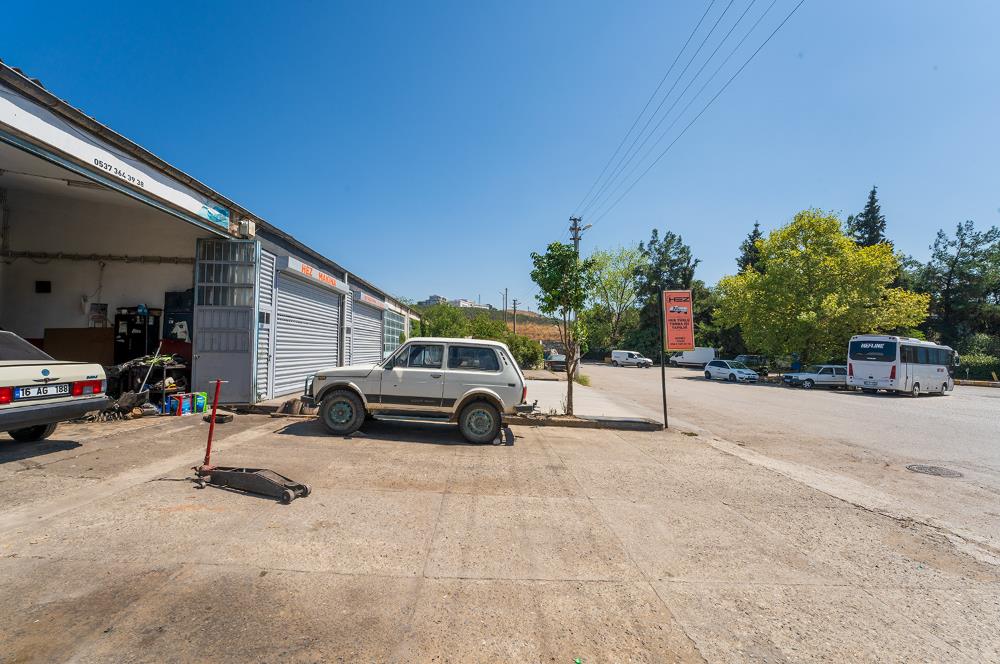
left=194, top=380, right=311, bottom=504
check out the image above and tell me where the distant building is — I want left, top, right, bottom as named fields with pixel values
left=418, top=294, right=448, bottom=306
left=450, top=298, right=490, bottom=309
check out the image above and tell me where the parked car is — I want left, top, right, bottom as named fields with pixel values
left=611, top=350, right=652, bottom=368
left=304, top=337, right=532, bottom=443
left=1, top=331, right=109, bottom=442
left=782, top=365, right=848, bottom=389
left=734, top=354, right=770, bottom=376
left=669, top=347, right=716, bottom=368
left=704, top=359, right=759, bottom=382
left=544, top=354, right=567, bottom=372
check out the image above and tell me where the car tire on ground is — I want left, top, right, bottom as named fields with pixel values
left=911, top=383, right=920, bottom=398
left=728, top=373, right=737, bottom=382
left=802, top=379, right=814, bottom=390
left=704, top=371, right=712, bottom=380
left=612, top=360, right=619, bottom=367
left=319, top=389, right=366, bottom=436
left=7, top=423, right=58, bottom=443
left=458, top=401, right=501, bottom=444
left=941, top=383, right=948, bottom=395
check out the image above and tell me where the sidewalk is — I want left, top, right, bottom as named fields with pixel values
left=527, top=378, right=661, bottom=419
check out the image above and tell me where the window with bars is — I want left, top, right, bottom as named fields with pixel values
left=384, top=310, right=406, bottom=358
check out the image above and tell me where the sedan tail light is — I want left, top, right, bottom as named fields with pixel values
left=71, top=379, right=106, bottom=397
left=0, top=387, right=11, bottom=404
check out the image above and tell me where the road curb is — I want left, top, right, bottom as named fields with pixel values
left=955, top=379, right=1000, bottom=388
left=505, top=415, right=663, bottom=432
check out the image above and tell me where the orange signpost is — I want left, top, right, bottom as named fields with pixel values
left=662, top=290, right=695, bottom=351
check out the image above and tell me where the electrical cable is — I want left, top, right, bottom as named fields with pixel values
left=578, top=0, right=737, bottom=218
left=589, top=0, right=807, bottom=226
left=571, top=0, right=718, bottom=217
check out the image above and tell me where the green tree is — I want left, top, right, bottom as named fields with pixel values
left=625, top=230, right=700, bottom=359
left=530, top=241, right=597, bottom=415
left=419, top=303, right=468, bottom=337
left=588, top=245, right=646, bottom=350
left=913, top=220, right=1000, bottom=346
left=846, top=186, right=889, bottom=247
left=715, top=209, right=928, bottom=364
left=467, top=312, right=508, bottom=340
left=737, top=221, right=765, bottom=273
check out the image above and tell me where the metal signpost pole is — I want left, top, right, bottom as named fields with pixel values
left=659, top=291, right=668, bottom=430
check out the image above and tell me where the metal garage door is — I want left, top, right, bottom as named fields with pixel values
left=273, top=273, right=340, bottom=396
left=351, top=298, right=383, bottom=365
left=255, top=249, right=276, bottom=400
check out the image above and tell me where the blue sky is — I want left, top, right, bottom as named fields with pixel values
left=6, top=1, right=1000, bottom=309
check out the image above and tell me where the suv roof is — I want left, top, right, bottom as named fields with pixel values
left=405, top=337, right=509, bottom=349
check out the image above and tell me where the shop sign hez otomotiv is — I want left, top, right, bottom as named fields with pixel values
left=662, top=290, right=695, bottom=351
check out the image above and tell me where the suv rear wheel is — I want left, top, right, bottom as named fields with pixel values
left=7, top=423, right=57, bottom=443
left=458, top=401, right=501, bottom=444
left=319, top=389, right=366, bottom=436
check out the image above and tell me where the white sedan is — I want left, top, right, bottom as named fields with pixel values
left=704, top=360, right=759, bottom=382
left=1, top=331, right=109, bottom=442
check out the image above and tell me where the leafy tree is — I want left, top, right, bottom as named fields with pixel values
left=847, top=186, right=889, bottom=247
left=588, top=245, right=646, bottom=349
left=715, top=209, right=928, bottom=364
left=530, top=242, right=598, bottom=415
left=737, top=221, right=765, bottom=272
left=419, top=303, right=468, bottom=337
left=624, top=230, right=700, bottom=359
left=467, top=313, right=508, bottom=340
left=913, top=220, right=1000, bottom=346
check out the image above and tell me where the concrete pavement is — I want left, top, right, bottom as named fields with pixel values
left=2, top=414, right=999, bottom=661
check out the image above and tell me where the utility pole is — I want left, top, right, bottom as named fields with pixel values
left=512, top=299, right=519, bottom=334
left=499, top=289, right=507, bottom=325
left=568, top=216, right=591, bottom=378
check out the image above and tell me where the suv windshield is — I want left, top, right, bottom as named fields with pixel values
left=0, top=332, right=53, bottom=361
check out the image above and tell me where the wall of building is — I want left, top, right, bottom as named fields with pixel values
left=0, top=187, right=204, bottom=339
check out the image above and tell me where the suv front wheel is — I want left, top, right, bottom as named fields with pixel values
left=458, top=401, right=501, bottom=444
left=319, top=389, right=366, bottom=436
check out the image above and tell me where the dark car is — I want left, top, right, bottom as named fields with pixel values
left=734, top=354, right=770, bottom=376
left=544, top=354, right=567, bottom=372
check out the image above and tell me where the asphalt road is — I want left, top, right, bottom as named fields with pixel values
left=581, top=362, right=1000, bottom=555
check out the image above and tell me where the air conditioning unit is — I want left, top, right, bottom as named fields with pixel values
left=238, top=218, right=257, bottom=238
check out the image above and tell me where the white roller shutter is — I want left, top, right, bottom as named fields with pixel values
left=273, top=273, right=340, bottom=396
left=351, top=299, right=383, bottom=365
left=255, top=249, right=276, bottom=400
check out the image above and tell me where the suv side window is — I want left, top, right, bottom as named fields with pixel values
left=818, top=367, right=831, bottom=375
left=404, top=344, right=443, bottom=369
left=448, top=346, right=500, bottom=371
left=834, top=367, right=847, bottom=376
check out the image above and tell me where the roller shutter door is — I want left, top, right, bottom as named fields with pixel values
left=352, top=300, right=383, bottom=365
left=255, top=249, right=276, bottom=400
left=273, top=273, right=340, bottom=396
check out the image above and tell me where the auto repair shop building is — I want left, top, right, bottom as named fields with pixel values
left=0, top=62, right=418, bottom=404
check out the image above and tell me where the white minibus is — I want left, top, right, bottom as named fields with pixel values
left=846, top=334, right=957, bottom=396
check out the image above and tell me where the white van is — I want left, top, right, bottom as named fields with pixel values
left=846, top=334, right=957, bottom=396
left=669, top=347, right=715, bottom=368
left=611, top=350, right=652, bottom=368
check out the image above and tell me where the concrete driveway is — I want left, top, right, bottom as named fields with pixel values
left=2, top=414, right=998, bottom=662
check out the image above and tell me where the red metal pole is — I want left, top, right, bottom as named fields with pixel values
left=200, top=380, right=223, bottom=472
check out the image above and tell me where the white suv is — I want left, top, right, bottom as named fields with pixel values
left=303, top=338, right=531, bottom=443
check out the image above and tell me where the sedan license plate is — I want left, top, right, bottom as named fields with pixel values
left=14, top=383, right=70, bottom=399
left=864, top=380, right=877, bottom=387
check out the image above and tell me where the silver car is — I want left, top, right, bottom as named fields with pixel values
left=782, top=365, right=848, bottom=389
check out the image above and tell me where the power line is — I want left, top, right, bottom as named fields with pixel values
left=589, top=0, right=807, bottom=226
left=583, top=0, right=761, bottom=220
left=571, top=0, right=718, bottom=217
left=578, top=0, right=737, bottom=218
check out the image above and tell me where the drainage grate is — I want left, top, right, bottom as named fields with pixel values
left=906, top=464, right=963, bottom=478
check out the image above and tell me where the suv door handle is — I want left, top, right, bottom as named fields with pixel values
left=430, top=373, right=442, bottom=379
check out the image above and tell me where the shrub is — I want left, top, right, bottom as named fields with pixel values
left=957, top=353, right=1000, bottom=381
left=506, top=333, right=544, bottom=369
